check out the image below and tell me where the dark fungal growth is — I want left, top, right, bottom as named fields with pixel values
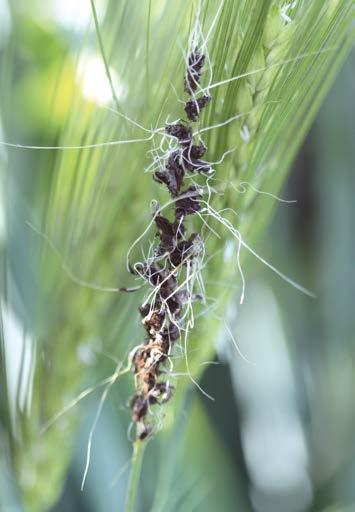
left=129, top=45, right=211, bottom=441
left=185, top=94, right=212, bottom=121
left=184, top=48, right=206, bottom=94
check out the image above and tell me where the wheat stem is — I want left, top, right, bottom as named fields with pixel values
left=124, top=440, right=146, bottom=512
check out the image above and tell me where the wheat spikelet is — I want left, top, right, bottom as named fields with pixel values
left=234, top=5, right=296, bottom=176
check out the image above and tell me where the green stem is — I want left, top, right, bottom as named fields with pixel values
left=125, top=440, right=146, bottom=512
left=145, top=0, right=152, bottom=106
left=89, top=0, right=122, bottom=112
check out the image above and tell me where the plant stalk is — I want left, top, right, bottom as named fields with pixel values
left=124, top=440, right=146, bottom=512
